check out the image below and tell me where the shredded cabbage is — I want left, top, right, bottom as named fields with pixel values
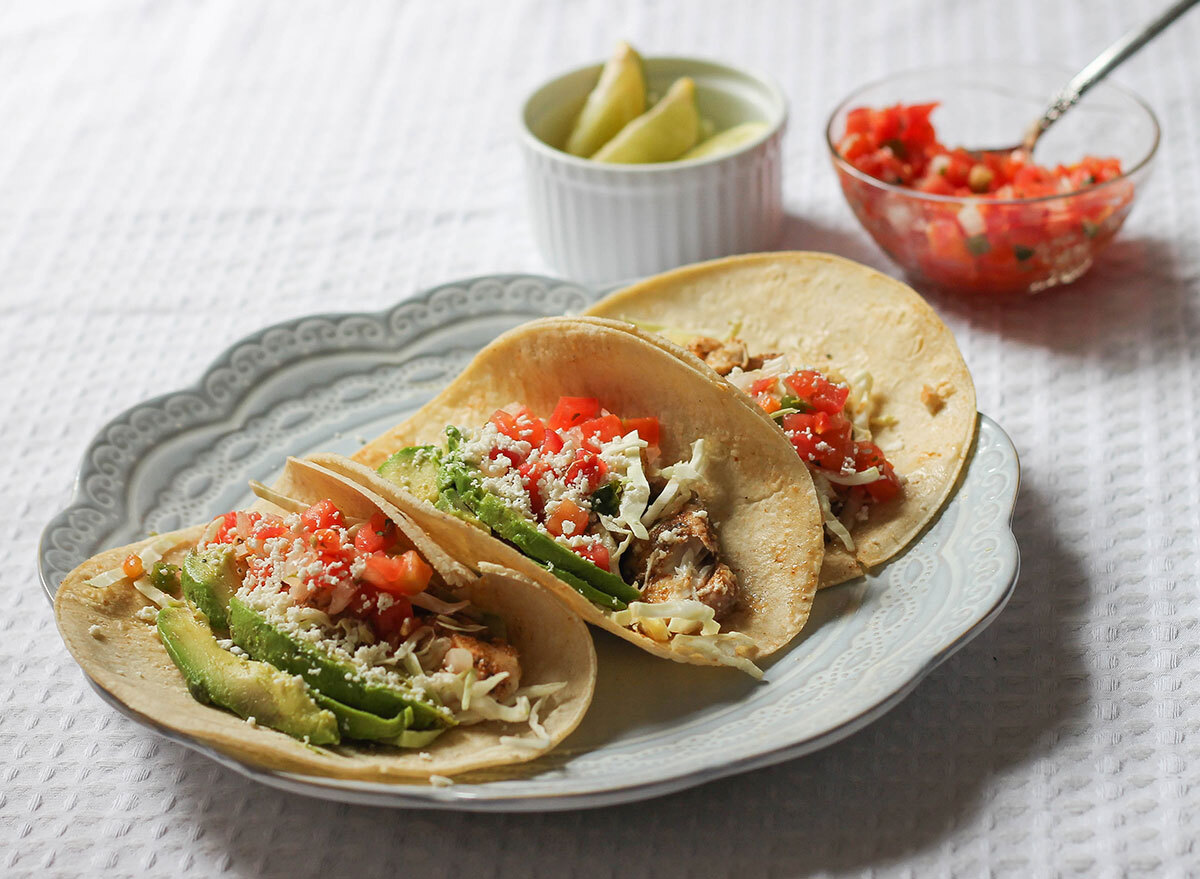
left=519, top=681, right=566, bottom=700
left=812, top=473, right=855, bottom=551
left=610, top=599, right=722, bottom=636
left=85, top=534, right=191, bottom=591
left=846, top=371, right=875, bottom=441
left=411, top=592, right=470, bottom=615
left=84, top=569, right=126, bottom=589
left=642, top=439, right=707, bottom=526
left=726, top=355, right=791, bottom=394
left=671, top=634, right=764, bottom=679
left=131, top=576, right=175, bottom=608
left=614, top=442, right=651, bottom=540
left=823, top=466, right=882, bottom=486
left=460, top=668, right=476, bottom=712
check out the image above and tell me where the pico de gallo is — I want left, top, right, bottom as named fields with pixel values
left=382, top=395, right=750, bottom=651
left=201, top=499, right=543, bottom=713
left=686, top=336, right=901, bottom=551
left=87, top=495, right=564, bottom=745
left=202, top=502, right=436, bottom=649
left=833, top=102, right=1136, bottom=295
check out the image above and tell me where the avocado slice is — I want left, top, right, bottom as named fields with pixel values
left=436, top=440, right=639, bottom=606
left=311, top=692, right=445, bottom=747
left=180, top=547, right=240, bottom=632
left=156, top=604, right=339, bottom=745
left=472, top=490, right=639, bottom=605
left=227, top=596, right=454, bottom=730
left=378, top=445, right=442, bottom=504
left=379, top=444, right=484, bottom=528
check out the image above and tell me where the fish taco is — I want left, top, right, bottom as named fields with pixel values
left=343, top=316, right=825, bottom=676
left=54, top=457, right=596, bottom=780
left=584, top=251, right=978, bottom=586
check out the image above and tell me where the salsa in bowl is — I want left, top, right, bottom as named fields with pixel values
left=826, top=64, right=1159, bottom=297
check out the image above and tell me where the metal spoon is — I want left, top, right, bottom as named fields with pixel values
left=985, top=0, right=1198, bottom=156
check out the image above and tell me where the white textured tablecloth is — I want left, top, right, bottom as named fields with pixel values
left=3, top=1, right=1199, bottom=876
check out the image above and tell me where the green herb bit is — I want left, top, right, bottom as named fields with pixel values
left=966, top=234, right=991, bottom=256
left=590, top=480, right=623, bottom=517
left=1013, top=245, right=1035, bottom=262
left=778, top=395, right=811, bottom=413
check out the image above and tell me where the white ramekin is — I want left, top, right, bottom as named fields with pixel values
left=520, top=56, right=787, bottom=284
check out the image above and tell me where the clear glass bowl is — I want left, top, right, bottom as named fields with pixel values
left=826, top=64, right=1159, bottom=297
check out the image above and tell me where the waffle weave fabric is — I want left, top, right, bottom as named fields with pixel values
left=2, top=1, right=1199, bottom=876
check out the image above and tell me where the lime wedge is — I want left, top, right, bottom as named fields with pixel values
left=564, top=42, right=646, bottom=158
left=680, top=121, right=769, bottom=161
left=591, top=77, right=700, bottom=164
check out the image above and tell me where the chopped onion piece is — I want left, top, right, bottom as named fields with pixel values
left=131, top=576, right=175, bottom=609
left=823, top=466, right=882, bottom=486
left=411, top=592, right=470, bottom=615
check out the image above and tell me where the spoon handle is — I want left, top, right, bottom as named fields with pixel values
left=1024, top=0, right=1200, bottom=151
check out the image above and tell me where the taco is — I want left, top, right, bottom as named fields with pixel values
left=344, top=316, right=824, bottom=676
left=53, top=457, right=597, bottom=780
left=583, top=251, right=977, bottom=586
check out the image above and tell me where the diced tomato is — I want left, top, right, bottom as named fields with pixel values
left=546, top=498, right=590, bottom=538
left=351, top=586, right=413, bottom=643
left=781, top=411, right=854, bottom=471
left=251, top=515, right=287, bottom=541
left=575, top=542, right=610, bottom=571
left=622, top=416, right=659, bottom=446
left=211, top=511, right=240, bottom=544
left=548, top=396, right=601, bottom=431
left=749, top=376, right=778, bottom=395
left=313, top=557, right=351, bottom=586
left=122, top=554, right=144, bottom=580
left=490, top=406, right=546, bottom=447
left=353, top=512, right=390, bottom=554
left=756, top=392, right=781, bottom=414
left=844, top=106, right=873, bottom=138
left=579, top=414, right=623, bottom=448
left=518, top=459, right=553, bottom=515
left=784, top=370, right=850, bottom=414
left=300, top=499, right=345, bottom=533
left=489, top=409, right=520, bottom=439
left=311, top=528, right=343, bottom=554
left=565, top=449, right=608, bottom=493
left=853, top=442, right=902, bottom=502
left=212, top=510, right=271, bottom=544
left=360, top=550, right=432, bottom=596
left=489, top=445, right=525, bottom=468
left=370, top=594, right=413, bottom=642
left=539, top=429, right=564, bottom=456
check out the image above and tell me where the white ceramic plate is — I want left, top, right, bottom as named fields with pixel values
left=39, top=274, right=1020, bottom=812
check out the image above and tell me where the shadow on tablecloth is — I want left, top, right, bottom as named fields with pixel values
left=166, top=480, right=1088, bottom=877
